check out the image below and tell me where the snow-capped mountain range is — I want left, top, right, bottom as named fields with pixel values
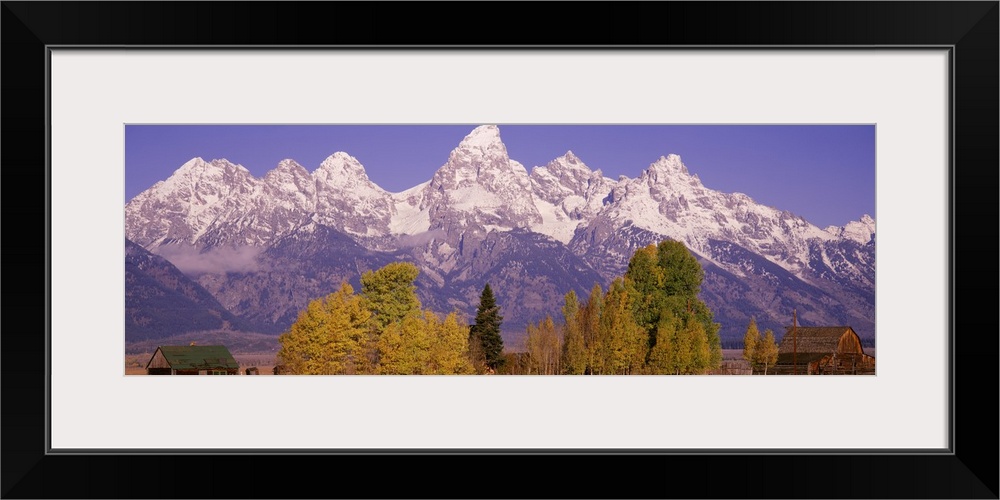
left=125, top=125, right=875, bottom=346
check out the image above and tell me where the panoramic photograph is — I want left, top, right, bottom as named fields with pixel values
left=124, top=124, right=876, bottom=375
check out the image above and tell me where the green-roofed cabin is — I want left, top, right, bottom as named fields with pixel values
left=146, top=345, right=239, bottom=375
left=771, top=326, right=875, bottom=375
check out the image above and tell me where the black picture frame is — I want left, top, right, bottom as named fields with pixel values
left=3, top=2, right=997, bottom=498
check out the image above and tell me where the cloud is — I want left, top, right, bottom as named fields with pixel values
left=154, top=243, right=263, bottom=276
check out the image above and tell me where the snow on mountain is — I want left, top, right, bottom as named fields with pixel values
left=312, top=152, right=394, bottom=239
left=585, top=153, right=843, bottom=278
left=825, top=214, right=876, bottom=245
left=126, top=153, right=399, bottom=249
left=416, top=125, right=541, bottom=236
left=390, top=181, right=432, bottom=235
left=528, top=151, right=618, bottom=244
left=125, top=157, right=260, bottom=247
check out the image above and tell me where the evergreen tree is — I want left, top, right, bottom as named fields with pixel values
left=470, top=283, right=505, bottom=371
left=560, top=290, right=586, bottom=375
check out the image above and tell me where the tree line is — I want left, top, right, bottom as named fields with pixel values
left=277, top=240, right=729, bottom=375
left=276, top=262, right=505, bottom=374
left=515, top=240, right=723, bottom=375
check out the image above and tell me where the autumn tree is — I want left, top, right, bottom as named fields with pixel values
left=743, top=316, right=762, bottom=373
left=525, top=315, right=560, bottom=375
left=377, top=311, right=431, bottom=374
left=756, top=329, right=779, bottom=375
left=279, top=262, right=474, bottom=376
left=277, top=282, right=372, bottom=375
left=600, top=278, right=647, bottom=375
left=429, top=312, right=475, bottom=375
left=560, top=290, right=586, bottom=375
left=685, top=314, right=712, bottom=374
left=647, top=311, right=681, bottom=374
left=376, top=309, right=475, bottom=375
left=470, top=283, right=505, bottom=371
left=579, top=283, right=604, bottom=374
left=361, top=261, right=421, bottom=330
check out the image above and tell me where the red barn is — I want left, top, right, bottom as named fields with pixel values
left=771, top=326, right=875, bottom=375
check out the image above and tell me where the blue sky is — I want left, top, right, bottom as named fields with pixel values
left=125, top=125, right=875, bottom=229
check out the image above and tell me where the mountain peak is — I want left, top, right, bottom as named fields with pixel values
left=323, top=151, right=359, bottom=162
left=458, top=125, right=503, bottom=149
left=313, top=152, right=381, bottom=192
left=276, top=158, right=304, bottom=171
left=319, top=152, right=366, bottom=174
left=550, top=150, right=590, bottom=170
left=650, top=154, right=688, bottom=174
left=641, top=154, right=694, bottom=186
left=179, top=157, right=206, bottom=169
left=265, top=159, right=313, bottom=191
left=171, top=157, right=249, bottom=178
left=824, top=214, right=876, bottom=244
left=176, top=157, right=229, bottom=173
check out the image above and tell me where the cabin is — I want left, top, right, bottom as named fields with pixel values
left=146, top=345, right=240, bottom=375
left=770, top=326, right=875, bottom=375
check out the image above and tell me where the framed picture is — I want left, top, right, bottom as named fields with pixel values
left=5, top=2, right=996, bottom=498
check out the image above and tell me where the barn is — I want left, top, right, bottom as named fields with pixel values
left=770, top=326, right=875, bottom=375
left=146, top=345, right=240, bottom=375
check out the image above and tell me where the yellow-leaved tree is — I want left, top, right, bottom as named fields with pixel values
left=525, top=315, right=560, bottom=375
left=277, top=261, right=474, bottom=375
left=276, top=282, right=372, bottom=375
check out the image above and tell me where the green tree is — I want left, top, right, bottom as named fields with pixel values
left=470, top=283, right=505, bottom=371
left=743, top=316, right=762, bottom=373
left=624, top=240, right=722, bottom=372
left=277, top=282, right=372, bottom=375
left=361, top=261, right=421, bottom=330
left=624, top=245, right=667, bottom=334
left=560, top=290, right=586, bottom=375
left=756, top=329, right=779, bottom=375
